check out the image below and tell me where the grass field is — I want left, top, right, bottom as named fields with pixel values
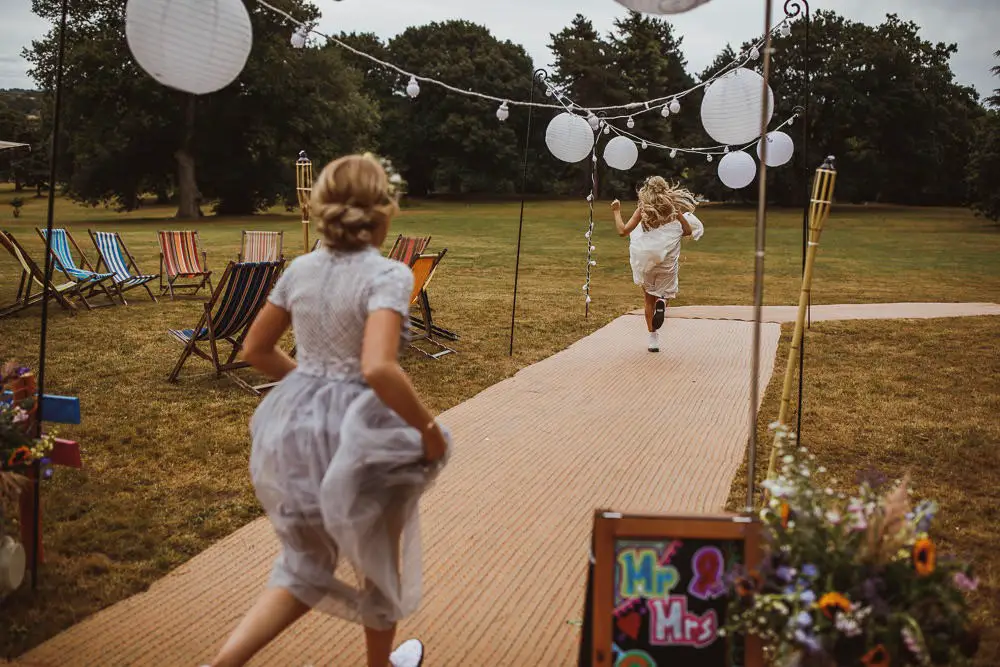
left=0, top=184, right=998, bottom=657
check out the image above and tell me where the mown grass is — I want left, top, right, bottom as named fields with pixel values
left=727, top=317, right=1000, bottom=666
left=0, top=183, right=998, bottom=657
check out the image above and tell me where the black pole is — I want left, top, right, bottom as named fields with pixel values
left=784, top=0, right=810, bottom=443
left=32, top=0, right=70, bottom=591
left=509, top=69, right=546, bottom=357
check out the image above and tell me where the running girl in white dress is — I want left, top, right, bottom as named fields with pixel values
left=611, top=177, right=704, bottom=352
left=207, top=154, right=449, bottom=667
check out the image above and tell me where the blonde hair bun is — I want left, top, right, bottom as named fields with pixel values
left=312, top=154, right=400, bottom=252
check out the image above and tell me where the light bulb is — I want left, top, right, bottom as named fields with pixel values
left=406, top=76, right=420, bottom=98
left=496, top=101, right=509, bottom=122
left=545, top=87, right=553, bottom=97
left=290, top=29, right=307, bottom=49
left=669, top=149, right=677, bottom=158
left=724, top=146, right=730, bottom=153
left=590, top=245, right=596, bottom=252
left=661, top=105, right=670, bottom=118
left=788, top=116, right=795, bottom=127
left=586, top=296, right=592, bottom=304
left=587, top=113, right=600, bottom=131
left=627, top=116, right=635, bottom=129
left=706, top=154, right=714, bottom=163
left=592, top=154, right=598, bottom=163
left=590, top=260, right=597, bottom=266
left=585, top=231, right=592, bottom=239
left=669, top=99, right=681, bottom=114
left=586, top=193, right=594, bottom=202
left=641, top=140, right=648, bottom=150
left=603, top=125, right=610, bottom=135
left=750, top=46, right=760, bottom=60
left=583, top=284, right=589, bottom=292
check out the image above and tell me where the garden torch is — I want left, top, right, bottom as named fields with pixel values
left=296, top=151, right=314, bottom=253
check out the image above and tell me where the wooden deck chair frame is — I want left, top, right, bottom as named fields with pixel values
left=35, top=227, right=119, bottom=309
left=387, top=234, right=432, bottom=267
left=239, top=230, right=284, bottom=263
left=408, top=250, right=455, bottom=359
left=158, top=230, right=213, bottom=298
left=0, top=230, right=77, bottom=318
left=167, top=260, right=285, bottom=395
left=88, top=229, right=158, bottom=305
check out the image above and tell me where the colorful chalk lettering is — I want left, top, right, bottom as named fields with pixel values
left=647, top=596, right=719, bottom=648
left=617, top=547, right=680, bottom=600
left=688, top=546, right=727, bottom=600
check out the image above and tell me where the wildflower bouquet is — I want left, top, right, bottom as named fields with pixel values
left=0, top=363, right=54, bottom=506
left=726, top=425, right=980, bottom=667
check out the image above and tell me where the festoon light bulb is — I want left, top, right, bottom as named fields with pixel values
left=290, top=28, right=307, bottom=49
left=669, top=99, right=681, bottom=114
left=627, top=116, right=635, bottom=129
left=496, top=101, right=509, bottom=122
left=669, top=149, right=678, bottom=158
left=587, top=113, right=600, bottom=131
left=749, top=46, right=760, bottom=60
left=706, top=154, right=714, bottom=163
left=406, top=76, right=420, bottom=98
left=641, top=140, right=648, bottom=150
left=661, top=105, right=670, bottom=118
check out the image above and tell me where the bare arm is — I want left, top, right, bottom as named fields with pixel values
left=612, top=200, right=643, bottom=237
left=677, top=212, right=693, bottom=237
left=361, top=310, right=447, bottom=462
left=241, top=303, right=297, bottom=379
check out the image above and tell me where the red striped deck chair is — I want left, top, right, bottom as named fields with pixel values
left=407, top=250, right=455, bottom=359
left=1, top=230, right=77, bottom=318
left=387, top=234, right=431, bottom=267
left=158, top=230, right=213, bottom=298
left=239, top=231, right=284, bottom=262
left=167, top=260, right=285, bottom=395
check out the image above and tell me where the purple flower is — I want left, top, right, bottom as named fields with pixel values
left=794, top=629, right=821, bottom=653
left=776, top=566, right=796, bottom=583
left=953, top=572, right=979, bottom=592
left=799, top=590, right=816, bottom=605
left=801, top=564, right=819, bottom=579
left=796, top=611, right=813, bottom=627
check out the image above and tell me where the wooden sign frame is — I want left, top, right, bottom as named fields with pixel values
left=590, top=511, right=764, bottom=667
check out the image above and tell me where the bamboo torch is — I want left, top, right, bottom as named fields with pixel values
left=765, top=156, right=837, bottom=482
left=296, top=151, right=314, bottom=253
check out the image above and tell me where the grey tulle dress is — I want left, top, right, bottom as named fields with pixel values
left=249, top=245, right=450, bottom=631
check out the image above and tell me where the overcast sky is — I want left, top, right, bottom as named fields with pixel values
left=1, top=0, right=996, bottom=98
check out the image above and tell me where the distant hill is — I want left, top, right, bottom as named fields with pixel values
left=0, top=89, right=44, bottom=118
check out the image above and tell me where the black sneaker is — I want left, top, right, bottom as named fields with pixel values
left=652, top=299, right=666, bottom=331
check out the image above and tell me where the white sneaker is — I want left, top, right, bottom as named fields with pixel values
left=390, top=638, right=425, bottom=667
left=647, top=331, right=659, bottom=352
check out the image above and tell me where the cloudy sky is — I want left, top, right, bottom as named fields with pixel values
left=1, top=0, right=996, bottom=98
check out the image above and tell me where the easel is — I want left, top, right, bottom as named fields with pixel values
left=296, top=151, right=314, bottom=253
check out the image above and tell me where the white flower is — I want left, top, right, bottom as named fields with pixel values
left=825, top=510, right=842, bottom=525
left=817, top=466, right=826, bottom=473
left=782, top=455, right=795, bottom=464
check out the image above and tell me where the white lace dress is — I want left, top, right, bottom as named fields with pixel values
left=629, top=211, right=704, bottom=299
left=249, top=245, right=450, bottom=630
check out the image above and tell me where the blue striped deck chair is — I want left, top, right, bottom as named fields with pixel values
left=88, top=230, right=158, bottom=304
left=167, top=260, right=285, bottom=395
left=1, top=230, right=78, bottom=318
left=36, top=228, right=117, bottom=309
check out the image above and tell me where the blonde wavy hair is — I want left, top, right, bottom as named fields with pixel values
left=313, top=154, right=399, bottom=252
left=637, top=176, right=697, bottom=231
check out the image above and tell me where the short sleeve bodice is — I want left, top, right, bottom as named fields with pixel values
left=268, top=246, right=414, bottom=380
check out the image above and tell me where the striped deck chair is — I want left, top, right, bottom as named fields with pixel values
left=88, top=230, right=158, bottom=304
left=239, top=230, right=284, bottom=262
left=167, top=260, right=285, bottom=395
left=158, top=230, right=213, bottom=298
left=387, top=234, right=431, bottom=267
left=407, top=250, right=455, bottom=359
left=0, top=230, right=77, bottom=318
left=36, top=228, right=118, bottom=309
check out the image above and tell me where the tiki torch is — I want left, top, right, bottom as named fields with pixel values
left=296, top=151, right=314, bottom=253
left=765, top=155, right=837, bottom=482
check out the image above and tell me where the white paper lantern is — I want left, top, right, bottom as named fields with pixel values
left=126, top=0, right=253, bottom=96
left=717, top=150, right=757, bottom=189
left=756, top=130, right=795, bottom=167
left=603, top=136, right=639, bottom=170
left=700, top=67, right=774, bottom=145
left=613, top=0, right=713, bottom=14
left=545, top=113, right=595, bottom=163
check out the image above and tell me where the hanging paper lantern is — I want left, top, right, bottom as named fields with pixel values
left=613, top=0, right=713, bottom=14
left=125, top=0, right=254, bottom=96
left=756, top=130, right=795, bottom=167
left=717, top=150, right=757, bottom=189
left=700, top=67, right=774, bottom=145
left=603, top=136, right=639, bottom=170
left=545, top=113, right=595, bottom=163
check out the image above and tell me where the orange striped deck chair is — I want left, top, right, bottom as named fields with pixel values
left=239, top=231, right=284, bottom=263
left=158, top=230, right=213, bottom=298
left=387, top=234, right=431, bottom=267
left=407, top=250, right=454, bottom=359
left=167, top=260, right=285, bottom=394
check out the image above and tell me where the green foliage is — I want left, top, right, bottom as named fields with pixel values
left=967, top=54, right=1000, bottom=222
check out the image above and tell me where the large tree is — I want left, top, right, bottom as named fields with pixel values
left=24, top=0, right=376, bottom=217
left=967, top=51, right=1000, bottom=222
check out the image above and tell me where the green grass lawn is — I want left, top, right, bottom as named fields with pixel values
left=0, top=184, right=998, bottom=657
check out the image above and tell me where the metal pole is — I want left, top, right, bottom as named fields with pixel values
left=509, top=69, right=546, bottom=356
left=33, top=0, right=70, bottom=591
left=746, top=0, right=775, bottom=512
left=784, top=0, right=811, bottom=443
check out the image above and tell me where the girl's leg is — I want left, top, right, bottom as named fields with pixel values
left=643, top=291, right=657, bottom=332
left=366, top=625, right=398, bottom=667
left=210, top=587, right=309, bottom=667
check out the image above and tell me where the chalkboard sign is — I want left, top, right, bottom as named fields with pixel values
left=583, top=512, right=763, bottom=667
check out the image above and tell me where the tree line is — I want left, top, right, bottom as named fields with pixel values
left=2, top=1, right=998, bottom=221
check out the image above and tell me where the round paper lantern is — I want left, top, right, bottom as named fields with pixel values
left=717, top=150, right=757, bottom=189
left=126, top=0, right=253, bottom=96
left=545, top=113, right=595, bottom=163
left=756, top=130, right=794, bottom=167
left=603, top=136, right=639, bottom=170
left=614, top=0, right=713, bottom=14
left=700, top=67, right=774, bottom=145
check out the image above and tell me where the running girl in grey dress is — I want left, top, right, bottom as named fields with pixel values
left=208, top=154, right=450, bottom=667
